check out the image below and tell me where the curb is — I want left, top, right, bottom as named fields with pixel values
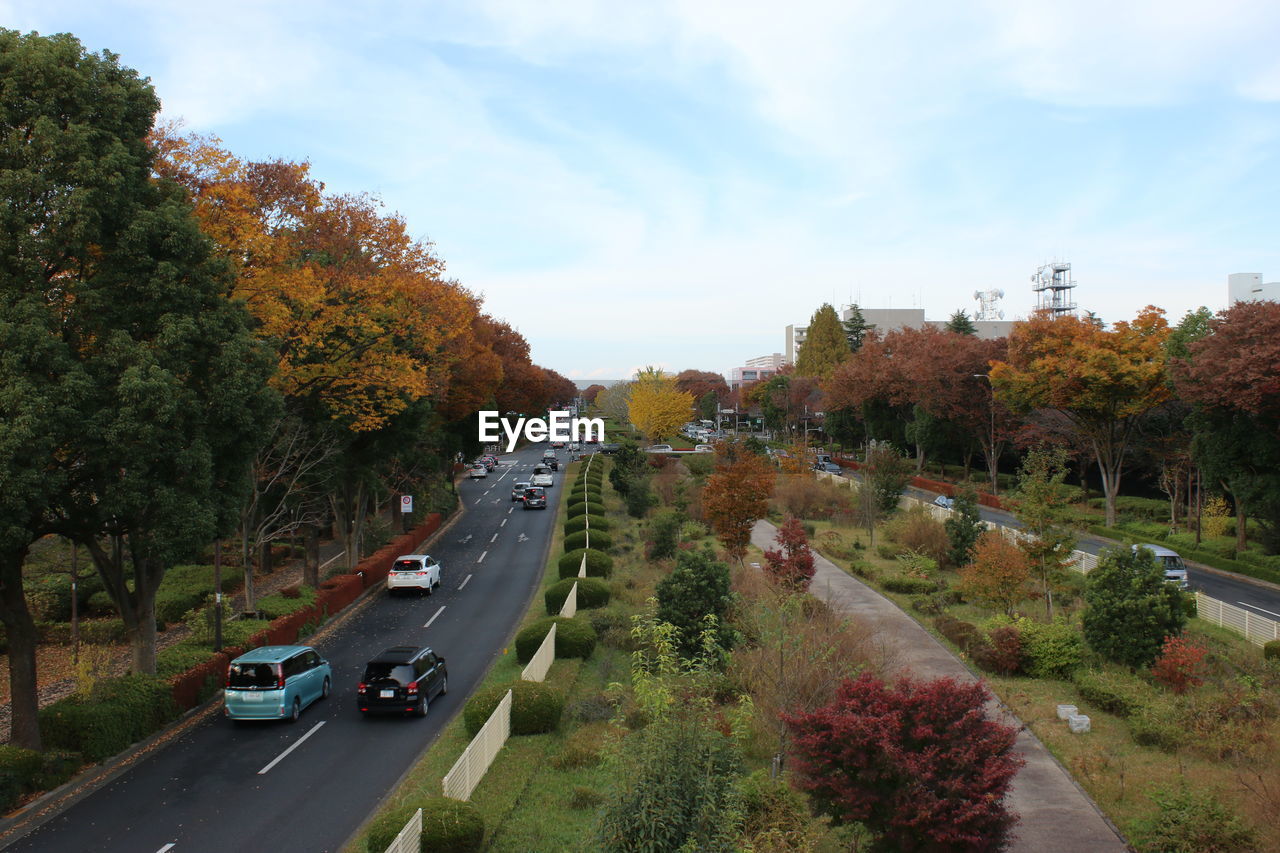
left=0, top=500, right=465, bottom=851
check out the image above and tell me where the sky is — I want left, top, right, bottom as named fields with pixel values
left=6, top=1, right=1280, bottom=380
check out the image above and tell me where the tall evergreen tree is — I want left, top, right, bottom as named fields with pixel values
left=795, top=303, right=849, bottom=380
left=842, top=303, right=873, bottom=353
left=945, top=309, right=977, bottom=335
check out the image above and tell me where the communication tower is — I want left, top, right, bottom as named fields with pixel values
left=973, top=288, right=1005, bottom=321
left=1031, top=261, right=1077, bottom=318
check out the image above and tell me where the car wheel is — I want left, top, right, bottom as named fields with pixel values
left=415, top=695, right=428, bottom=717
left=440, top=675, right=448, bottom=695
left=288, top=697, right=301, bottom=723
left=321, top=677, right=331, bottom=700
left=425, top=583, right=432, bottom=596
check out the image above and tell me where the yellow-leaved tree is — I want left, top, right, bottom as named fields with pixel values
left=627, top=367, right=693, bottom=443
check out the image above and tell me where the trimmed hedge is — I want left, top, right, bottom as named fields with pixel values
left=39, top=674, right=179, bottom=761
left=256, top=586, right=317, bottom=620
left=881, top=576, right=940, bottom=595
left=544, top=577, right=612, bottom=614
left=463, top=680, right=565, bottom=736
left=156, top=641, right=219, bottom=679
left=1265, top=640, right=1280, bottom=661
left=1015, top=618, right=1083, bottom=678
left=567, top=500, right=591, bottom=518
left=1072, top=669, right=1159, bottom=718
left=563, top=530, right=612, bottom=552
left=933, top=615, right=982, bottom=653
left=0, top=746, right=44, bottom=812
left=557, top=548, right=613, bottom=579
left=564, top=515, right=610, bottom=536
left=38, top=618, right=130, bottom=645
left=366, top=798, right=484, bottom=853
left=515, top=616, right=598, bottom=663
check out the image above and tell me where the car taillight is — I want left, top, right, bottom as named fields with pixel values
left=358, top=682, right=368, bottom=694
left=276, top=667, right=285, bottom=689
left=406, top=681, right=419, bottom=694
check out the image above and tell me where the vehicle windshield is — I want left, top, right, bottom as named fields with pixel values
left=392, top=559, right=424, bottom=572
left=1161, top=557, right=1186, bottom=570
left=364, top=662, right=415, bottom=684
left=525, top=488, right=544, bottom=498
left=228, top=662, right=279, bottom=689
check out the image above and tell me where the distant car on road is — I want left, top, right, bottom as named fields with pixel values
left=819, top=461, right=843, bottom=475
left=224, top=645, right=331, bottom=723
left=547, top=457, right=560, bottom=471
left=531, top=471, right=554, bottom=489
left=933, top=495, right=955, bottom=509
left=386, top=554, right=441, bottom=596
left=694, top=444, right=715, bottom=453
left=357, top=646, right=447, bottom=717
left=468, top=464, right=488, bottom=479
left=523, top=486, right=547, bottom=509
left=512, top=480, right=531, bottom=501
left=1133, top=544, right=1190, bottom=589
left=646, top=444, right=673, bottom=453
left=480, top=455, right=497, bottom=470
left=542, top=449, right=557, bottom=459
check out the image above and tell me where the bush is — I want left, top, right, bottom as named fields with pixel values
left=1263, top=639, right=1280, bottom=661
left=655, top=548, right=734, bottom=657
left=1128, top=785, right=1257, bottom=853
left=570, top=785, right=605, bottom=809
left=544, top=577, right=611, bottom=614
left=933, top=615, right=982, bottom=653
left=1128, top=705, right=1183, bottom=753
left=35, top=750, right=81, bottom=791
left=557, top=548, right=613, bottom=579
left=39, top=674, right=179, bottom=761
left=564, top=515, right=610, bottom=536
left=567, top=500, right=590, bottom=517
left=564, top=530, right=612, bottom=552
left=625, top=484, right=654, bottom=518
left=647, top=509, right=682, bottom=561
left=0, top=746, right=44, bottom=811
left=972, top=626, right=1023, bottom=676
left=1072, top=669, right=1159, bottom=718
left=514, top=616, right=598, bottom=663
left=256, top=586, right=317, bottom=620
left=463, top=680, right=565, bottom=736
left=366, top=798, right=484, bottom=853
left=848, top=560, right=878, bottom=583
left=885, top=510, right=951, bottom=567
left=1014, top=618, right=1083, bottom=679
left=1151, top=635, right=1208, bottom=694
left=1083, top=547, right=1188, bottom=668
left=881, top=576, right=940, bottom=595
left=156, top=642, right=218, bottom=679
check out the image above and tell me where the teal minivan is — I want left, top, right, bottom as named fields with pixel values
left=224, top=645, right=332, bottom=723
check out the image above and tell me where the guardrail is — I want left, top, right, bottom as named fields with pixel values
left=443, top=688, right=512, bottom=801
left=1195, top=593, right=1280, bottom=647
left=521, top=622, right=556, bottom=682
left=382, top=807, right=422, bottom=853
left=559, top=582, right=578, bottom=618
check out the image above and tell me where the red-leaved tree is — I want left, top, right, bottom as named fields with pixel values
left=763, top=515, right=816, bottom=591
left=703, top=443, right=776, bottom=561
left=1151, top=635, right=1208, bottom=695
left=784, top=672, right=1023, bottom=852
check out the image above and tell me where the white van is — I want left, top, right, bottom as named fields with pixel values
left=1133, top=544, right=1189, bottom=590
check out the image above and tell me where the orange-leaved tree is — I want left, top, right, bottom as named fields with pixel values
left=989, top=308, right=1170, bottom=526
left=957, top=531, right=1031, bottom=615
left=703, top=442, right=776, bottom=561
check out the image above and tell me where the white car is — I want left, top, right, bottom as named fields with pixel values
left=387, top=554, right=441, bottom=596
left=933, top=495, right=954, bottom=509
left=694, top=444, right=714, bottom=453
left=468, top=464, right=488, bottom=479
left=646, top=444, right=673, bottom=453
left=1133, top=544, right=1190, bottom=589
left=531, top=472, right=554, bottom=489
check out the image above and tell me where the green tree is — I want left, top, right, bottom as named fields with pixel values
left=945, top=310, right=977, bottom=335
left=795, top=303, right=848, bottom=380
left=1007, top=448, right=1077, bottom=619
left=943, top=486, right=984, bottom=567
left=0, top=30, right=277, bottom=682
left=655, top=548, right=734, bottom=657
left=1082, top=546, right=1188, bottom=668
left=842, top=304, right=874, bottom=353
left=864, top=441, right=912, bottom=515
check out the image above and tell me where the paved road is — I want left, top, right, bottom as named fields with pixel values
left=5, top=444, right=563, bottom=853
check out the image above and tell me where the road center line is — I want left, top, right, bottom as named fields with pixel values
left=459, top=574, right=472, bottom=590
left=508, top=507, right=514, bottom=515
left=474, top=498, right=482, bottom=505
left=477, top=550, right=487, bottom=564
left=490, top=533, right=498, bottom=543
left=258, top=721, right=326, bottom=775
left=424, top=605, right=446, bottom=628
left=500, top=518, right=507, bottom=527
left=156, top=845, right=176, bottom=853
left=1238, top=601, right=1280, bottom=619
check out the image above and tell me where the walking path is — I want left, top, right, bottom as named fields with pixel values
left=750, top=519, right=1127, bottom=853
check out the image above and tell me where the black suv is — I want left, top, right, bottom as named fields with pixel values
left=357, top=646, right=448, bottom=717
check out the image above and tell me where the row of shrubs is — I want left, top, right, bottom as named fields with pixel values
left=932, top=614, right=1084, bottom=679
left=0, top=746, right=82, bottom=813
left=38, top=674, right=181, bottom=763
left=365, top=797, right=484, bottom=853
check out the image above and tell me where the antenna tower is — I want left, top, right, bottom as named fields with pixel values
left=973, top=288, right=1005, bottom=321
left=1030, top=261, right=1077, bottom=318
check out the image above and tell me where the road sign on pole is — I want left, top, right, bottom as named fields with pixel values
left=401, top=495, right=413, bottom=513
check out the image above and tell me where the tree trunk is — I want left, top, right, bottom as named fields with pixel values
left=304, top=526, right=320, bottom=589
left=128, top=594, right=158, bottom=675
left=1236, top=499, right=1248, bottom=555
left=241, top=519, right=256, bottom=613
left=0, top=550, right=42, bottom=750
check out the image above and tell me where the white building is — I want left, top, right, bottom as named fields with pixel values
left=1228, top=273, right=1280, bottom=305
left=745, top=353, right=786, bottom=369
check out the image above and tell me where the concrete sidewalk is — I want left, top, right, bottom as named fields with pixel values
left=751, top=520, right=1127, bottom=853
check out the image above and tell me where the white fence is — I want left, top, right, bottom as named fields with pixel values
left=521, top=622, right=556, bottom=682
left=559, top=582, right=578, bottom=618
left=443, top=688, right=512, bottom=801
left=1195, top=593, right=1280, bottom=647
left=382, top=807, right=421, bottom=853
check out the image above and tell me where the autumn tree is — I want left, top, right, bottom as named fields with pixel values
left=703, top=442, right=776, bottom=561
left=763, top=516, right=816, bottom=591
left=958, top=532, right=1032, bottom=615
left=785, top=673, right=1023, bottom=852
left=990, top=308, right=1171, bottom=526
left=628, top=367, right=694, bottom=442
left=674, top=369, right=729, bottom=402
left=582, top=383, right=606, bottom=404
left=1172, top=300, right=1280, bottom=553
left=795, top=303, right=848, bottom=380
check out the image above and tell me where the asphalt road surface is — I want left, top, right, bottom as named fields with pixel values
left=6, top=444, right=563, bottom=853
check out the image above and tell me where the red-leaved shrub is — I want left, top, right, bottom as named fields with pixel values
left=1151, top=634, right=1208, bottom=694
left=763, top=516, right=816, bottom=592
